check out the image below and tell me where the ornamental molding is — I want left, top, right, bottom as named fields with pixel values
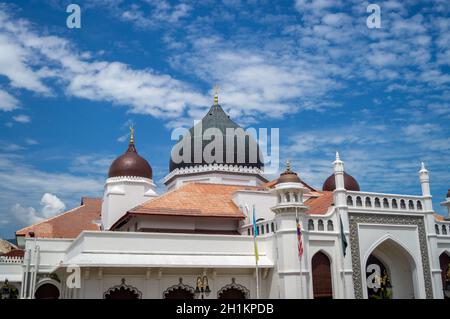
left=106, top=176, right=154, bottom=184
left=162, top=277, right=195, bottom=298
left=217, top=278, right=250, bottom=299
left=163, top=164, right=266, bottom=183
left=348, top=213, right=433, bottom=299
left=103, top=278, right=142, bottom=299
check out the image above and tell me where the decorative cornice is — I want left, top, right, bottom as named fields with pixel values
left=163, top=164, right=267, bottom=184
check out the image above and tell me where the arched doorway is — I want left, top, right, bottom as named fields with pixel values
left=104, top=278, right=142, bottom=299
left=439, top=252, right=450, bottom=299
left=104, top=286, right=140, bottom=299
left=311, top=251, right=333, bottom=299
left=365, top=239, right=416, bottom=299
left=164, top=287, right=195, bottom=299
left=34, top=283, right=60, bottom=299
left=163, top=278, right=195, bottom=299
left=217, top=279, right=249, bottom=299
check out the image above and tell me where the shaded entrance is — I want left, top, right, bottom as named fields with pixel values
left=218, top=288, right=246, bottom=299
left=439, top=252, right=450, bottom=299
left=34, top=283, right=60, bottom=299
left=312, top=251, right=333, bottom=299
left=365, top=239, right=416, bottom=299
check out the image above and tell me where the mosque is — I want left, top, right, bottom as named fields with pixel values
left=1, top=93, right=449, bottom=299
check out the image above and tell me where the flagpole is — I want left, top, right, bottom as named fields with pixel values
left=254, top=236, right=260, bottom=299
left=339, top=215, right=347, bottom=299
left=296, top=210, right=303, bottom=299
left=249, top=204, right=260, bottom=299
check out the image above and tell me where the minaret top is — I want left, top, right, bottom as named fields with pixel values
left=213, top=85, right=219, bottom=105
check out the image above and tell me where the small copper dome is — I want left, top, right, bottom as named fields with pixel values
left=108, top=132, right=152, bottom=179
left=322, top=172, right=360, bottom=191
left=277, top=161, right=301, bottom=184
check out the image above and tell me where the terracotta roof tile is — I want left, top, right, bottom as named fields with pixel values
left=1, top=249, right=24, bottom=257
left=126, top=183, right=249, bottom=220
left=305, top=191, right=334, bottom=215
left=16, top=197, right=101, bottom=239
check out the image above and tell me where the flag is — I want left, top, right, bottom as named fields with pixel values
left=252, top=205, right=259, bottom=263
left=340, top=216, right=348, bottom=256
left=296, top=217, right=304, bottom=259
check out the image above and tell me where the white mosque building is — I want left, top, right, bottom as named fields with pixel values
left=1, top=93, right=450, bottom=299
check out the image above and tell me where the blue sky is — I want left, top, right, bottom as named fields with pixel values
left=0, top=0, right=449, bottom=238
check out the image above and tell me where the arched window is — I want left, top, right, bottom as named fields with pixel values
left=417, top=201, right=423, bottom=210
left=374, top=198, right=381, bottom=208
left=271, top=223, right=275, bottom=232
left=383, top=198, right=389, bottom=209
left=356, top=196, right=362, bottom=207
left=308, top=219, right=314, bottom=231
left=277, top=194, right=282, bottom=203
left=266, top=224, right=270, bottom=234
left=408, top=200, right=414, bottom=210
left=327, top=220, right=334, bottom=231
left=318, top=220, right=324, bottom=231
left=365, top=197, right=372, bottom=207
left=435, top=224, right=440, bottom=234
left=443, top=225, right=448, bottom=235
left=439, top=252, right=450, bottom=299
left=294, top=193, right=299, bottom=202
left=347, top=196, right=353, bottom=206
left=247, top=229, right=251, bottom=235
left=400, top=199, right=406, bottom=209
left=392, top=199, right=398, bottom=209
left=312, top=252, right=333, bottom=299
left=261, top=225, right=265, bottom=234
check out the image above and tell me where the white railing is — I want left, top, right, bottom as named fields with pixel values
left=241, top=216, right=337, bottom=234
left=241, top=219, right=276, bottom=236
left=0, top=256, right=24, bottom=264
left=346, top=191, right=425, bottom=212
left=435, top=221, right=450, bottom=236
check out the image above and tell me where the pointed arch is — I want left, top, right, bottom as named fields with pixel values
left=163, top=278, right=195, bottom=299
left=363, top=236, right=419, bottom=299
left=311, top=250, right=333, bottom=299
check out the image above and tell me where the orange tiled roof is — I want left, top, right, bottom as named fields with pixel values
left=16, top=197, right=101, bottom=239
left=119, top=183, right=250, bottom=224
left=305, top=191, right=334, bottom=215
left=434, top=213, right=445, bottom=221
left=1, top=249, right=24, bottom=257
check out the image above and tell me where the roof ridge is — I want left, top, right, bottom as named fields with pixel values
left=16, top=202, right=86, bottom=235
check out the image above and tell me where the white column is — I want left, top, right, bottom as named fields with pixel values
left=419, top=162, right=443, bottom=298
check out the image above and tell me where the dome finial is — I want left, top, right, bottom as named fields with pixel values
left=213, top=85, right=219, bottom=105
left=336, top=151, right=340, bottom=161
left=130, top=124, right=134, bottom=145
left=285, top=160, right=292, bottom=172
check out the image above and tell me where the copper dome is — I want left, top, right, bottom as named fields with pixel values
left=277, top=161, right=301, bottom=184
left=322, top=172, right=360, bottom=191
left=108, top=142, right=152, bottom=179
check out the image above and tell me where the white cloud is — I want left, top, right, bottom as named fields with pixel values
left=12, top=193, right=66, bottom=224
left=12, top=114, right=30, bottom=123
left=25, top=138, right=38, bottom=145
left=0, top=88, right=19, bottom=111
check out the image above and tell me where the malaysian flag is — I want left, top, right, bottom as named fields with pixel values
left=296, top=217, right=304, bottom=259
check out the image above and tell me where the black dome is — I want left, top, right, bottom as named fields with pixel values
left=322, top=172, right=360, bottom=191
left=109, top=143, right=152, bottom=179
left=169, top=103, right=264, bottom=172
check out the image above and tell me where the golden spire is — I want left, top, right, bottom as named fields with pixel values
left=130, top=125, right=134, bottom=144
left=213, top=85, right=219, bottom=105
